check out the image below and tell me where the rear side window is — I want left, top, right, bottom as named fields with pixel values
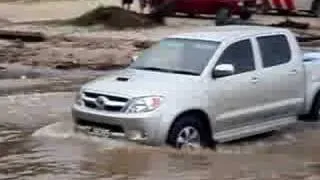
left=257, top=35, right=291, bottom=68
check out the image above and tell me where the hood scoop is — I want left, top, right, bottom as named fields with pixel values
left=116, top=76, right=130, bottom=82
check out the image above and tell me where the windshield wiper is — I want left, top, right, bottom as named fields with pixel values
left=133, top=66, right=199, bottom=76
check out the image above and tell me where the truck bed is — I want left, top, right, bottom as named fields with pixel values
left=303, top=51, right=320, bottom=63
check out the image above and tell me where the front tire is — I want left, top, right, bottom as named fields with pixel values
left=187, top=13, right=195, bottom=18
left=307, top=95, right=320, bottom=121
left=167, top=115, right=212, bottom=150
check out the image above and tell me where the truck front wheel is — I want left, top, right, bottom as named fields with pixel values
left=166, top=115, right=212, bottom=150
left=306, top=94, right=320, bottom=121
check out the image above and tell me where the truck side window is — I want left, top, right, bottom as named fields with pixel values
left=216, top=39, right=255, bottom=74
left=257, top=35, right=291, bottom=68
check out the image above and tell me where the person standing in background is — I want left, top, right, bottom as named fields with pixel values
left=122, top=0, right=133, bottom=10
left=139, top=0, right=148, bottom=13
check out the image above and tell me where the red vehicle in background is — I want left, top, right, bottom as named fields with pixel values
left=150, top=0, right=258, bottom=20
left=257, top=0, right=320, bottom=17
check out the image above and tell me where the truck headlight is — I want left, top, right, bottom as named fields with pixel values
left=125, top=96, right=164, bottom=113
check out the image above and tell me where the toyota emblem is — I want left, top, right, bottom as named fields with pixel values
left=95, top=96, right=107, bottom=109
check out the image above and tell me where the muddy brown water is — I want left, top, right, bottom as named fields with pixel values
left=0, top=92, right=320, bottom=180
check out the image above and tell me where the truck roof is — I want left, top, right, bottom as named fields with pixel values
left=169, top=25, right=290, bottom=42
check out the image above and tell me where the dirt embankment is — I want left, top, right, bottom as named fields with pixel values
left=0, top=6, right=160, bottom=70
left=0, top=5, right=318, bottom=71
left=67, top=6, right=162, bottom=29
left=0, top=36, right=153, bottom=70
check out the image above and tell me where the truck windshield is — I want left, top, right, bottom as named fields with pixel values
left=130, top=38, right=220, bottom=75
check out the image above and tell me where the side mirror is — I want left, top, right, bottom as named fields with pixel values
left=212, top=64, right=235, bottom=78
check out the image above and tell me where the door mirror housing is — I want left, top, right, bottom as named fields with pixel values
left=212, top=64, right=235, bottom=78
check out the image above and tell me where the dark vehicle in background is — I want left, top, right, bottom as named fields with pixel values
left=150, top=0, right=258, bottom=20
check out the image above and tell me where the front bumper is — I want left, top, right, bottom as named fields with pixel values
left=71, top=104, right=165, bottom=146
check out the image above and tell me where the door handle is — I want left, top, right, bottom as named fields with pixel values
left=250, top=77, right=259, bottom=84
left=288, top=69, right=298, bottom=75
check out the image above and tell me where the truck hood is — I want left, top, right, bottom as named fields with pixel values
left=82, top=68, right=201, bottom=98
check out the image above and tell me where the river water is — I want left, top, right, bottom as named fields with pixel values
left=1, top=92, right=320, bottom=180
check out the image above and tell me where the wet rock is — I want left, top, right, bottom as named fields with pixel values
left=237, top=177, right=256, bottom=180
left=86, top=62, right=124, bottom=70
left=54, top=61, right=80, bottom=70
left=0, top=30, right=46, bottom=42
left=65, top=53, right=74, bottom=58
left=305, top=162, right=320, bottom=169
left=305, top=175, right=320, bottom=180
left=12, top=39, right=25, bottom=49
left=281, top=171, right=311, bottom=180
left=8, top=57, right=21, bottom=63
left=0, top=66, right=7, bottom=71
left=133, top=40, right=154, bottom=49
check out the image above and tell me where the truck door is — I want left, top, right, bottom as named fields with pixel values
left=212, top=38, right=262, bottom=133
left=254, top=34, right=305, bottom=121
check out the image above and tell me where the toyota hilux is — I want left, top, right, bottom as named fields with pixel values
left=72, top=25, right=320, bottom=149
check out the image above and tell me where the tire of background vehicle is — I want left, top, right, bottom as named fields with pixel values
left=256, top=2, right=270, bottom=14
left=313, top=0, right=320, bottom=17
left=215, top=7, right=231, bottom=25
left=306, top=94, right=320, bottom=121
left=239, top=10, right=252, bottom=20
left=187, top=13, right=195, bottom=18
left=278, top=9, right=289, bottom=15
left=166, top=114, right=213, bottom=150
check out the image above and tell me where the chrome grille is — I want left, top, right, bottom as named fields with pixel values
left=84, top=92, right=128, bottom=102
left=82, top=91, right=129, bottom=112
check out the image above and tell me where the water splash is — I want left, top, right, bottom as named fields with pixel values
left=31, top=121, right=138, bottom=149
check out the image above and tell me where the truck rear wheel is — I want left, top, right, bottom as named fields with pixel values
left=166, top=115, right=212, bottom=150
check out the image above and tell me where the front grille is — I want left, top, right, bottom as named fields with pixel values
left=84, top=101, right=97, bottom=109
left=84, top=92, right=128, bottom=102
left=104, top=106, right=123, bottom=111
left=82, top=91, right=129, bottom=112
left=76, top=119, right=124, bottom=133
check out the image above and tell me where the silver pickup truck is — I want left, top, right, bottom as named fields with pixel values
left=72, top=25, right=320, bottom=149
